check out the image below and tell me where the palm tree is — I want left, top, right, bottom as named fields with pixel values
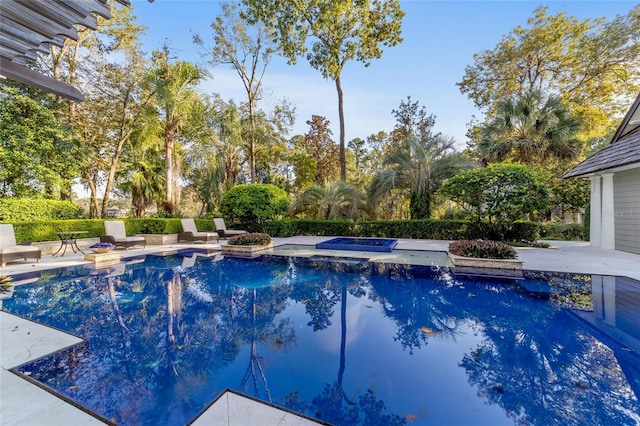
left=147, top=52, right=209, bottom=215
left=478, top=90, right=582, bottom=166
left=289, top=181, right=369, bottom=220
left=368, top=136, right=471, bottom=219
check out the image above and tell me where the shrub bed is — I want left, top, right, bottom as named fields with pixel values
left=449, top=240, right=518, bottom=260
left=228, top=233, right=272, bottom=246
left=539, top=223, right=585, bottom=241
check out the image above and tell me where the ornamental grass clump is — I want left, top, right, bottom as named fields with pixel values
left=449, top=240, right=517, bottom=260
left=228, top=233, right=271, bottom=246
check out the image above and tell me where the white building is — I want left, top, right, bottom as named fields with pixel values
left=564, top=94, right=640, bottom=255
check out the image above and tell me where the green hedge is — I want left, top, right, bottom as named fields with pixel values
left=10, top=218, right=216, bottom=243
left=243, top=219, right=541, bottom=242
left=539, top=222, right=585, bottom=241
left=0, top=198, right=84, bottom=221
left=124, top=218, right=213, bottom=235
left=6, top=217, right=547, bottom=244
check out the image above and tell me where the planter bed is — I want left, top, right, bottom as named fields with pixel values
left=221, top=243, right=274, bottom=258
left=448, top=253, right=523, bottom=279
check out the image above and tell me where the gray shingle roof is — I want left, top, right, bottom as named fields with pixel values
left=564, top=93, right=640, bottom=178
left=564, top=130, right=640, bottom=178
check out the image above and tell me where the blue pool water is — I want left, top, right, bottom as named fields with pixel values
left=3, top=254, right=640, bottom=425
left=316, top=237, right=398, bottom=252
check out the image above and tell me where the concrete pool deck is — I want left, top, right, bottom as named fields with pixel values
left=1, top=237, right=639, bottom=425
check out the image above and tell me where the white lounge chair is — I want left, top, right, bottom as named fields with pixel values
left=101, top=221, right=146, bottom=249
left=213, top=218, right=247, bottom=239
left=179, top=219, right=219, bottom=243
left=0, top=224, right=41, bottom=267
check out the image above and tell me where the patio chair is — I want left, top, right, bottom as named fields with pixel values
left=0, top=224, right=41, bottom=267
left=178, top=219, right=219, bottom=243
left=213, top=218, right=247, bottom=239
left=100, top=221, right=146, bottom=249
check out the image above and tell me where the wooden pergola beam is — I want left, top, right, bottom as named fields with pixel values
left=0, top=0, right=132, bottom=101
left=0, top=57, right=84, bottom=101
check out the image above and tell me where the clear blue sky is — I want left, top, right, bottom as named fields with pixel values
left=130, top=0, right=636, bottom=149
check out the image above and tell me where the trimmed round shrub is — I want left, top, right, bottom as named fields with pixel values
left=220, top=184, right=289, bottom=224
left=449, top=240, right=517, bottom=259
left=438, top=163, right=548, bottom=240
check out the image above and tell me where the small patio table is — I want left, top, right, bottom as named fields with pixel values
left=53, top=231, right=87, bottom=256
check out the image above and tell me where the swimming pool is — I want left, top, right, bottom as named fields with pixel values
left=316, top=237, right=398, bottom=252
left=2, top=253, right=640, bottom=425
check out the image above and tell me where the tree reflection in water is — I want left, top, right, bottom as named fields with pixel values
left=4, top=256, right=640, bottom=425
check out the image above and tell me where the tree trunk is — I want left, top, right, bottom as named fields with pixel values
left=101, top=133, right=129, bottom=218
left=87, top=173, right=98, bottom=218
left=410, top=191, right=431, bottom=219
left=335, top=77, right=346, bottom=181
left=59, top=181, right=72, bottom=200
left=164, top=130, right=175, bottom=214
left=249, top=102, right=256, bottom=184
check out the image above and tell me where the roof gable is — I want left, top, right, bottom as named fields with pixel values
left=610, top=93, right=640, bottom=143
left=564, top=92, right=640, bottom=178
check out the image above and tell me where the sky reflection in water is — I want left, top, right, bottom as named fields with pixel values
left=3, top=254, right=640, bottom=425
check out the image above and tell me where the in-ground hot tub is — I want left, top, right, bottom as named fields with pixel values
left=315, top=237, right=398, bottom=253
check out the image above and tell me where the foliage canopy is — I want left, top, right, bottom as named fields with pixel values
left=220, top=184, right=290, bottom=223
left=457, top=5, right=640, bottom=139
left=242, top=0, right=405, bottom=179
left=438, top=163, right=549, bottom=228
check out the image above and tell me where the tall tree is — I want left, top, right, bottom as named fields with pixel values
left=0, top=89, right=80, bottom=198
left=242, top=0, right=405, bottom=180
left=389, top=96, right=437, bottom=150
left=184, top=134, right=226, bottom=217
left=348, top=137, right=367, bottom=172
left=78, top=5, right=149, bottom=217
left=208, top=98, right=244, bottom=189
left=118, top=153, right=163, bottom=218
left=301, top=115, right=340, bottom=185
left=146, top=51, right=209, bottom=215
left=195, top=1, right=275, bottom=183
left=240, top=99, right=295, bottom=184
left=478, top=90, right=582, bottom=166
left=287, top=135, right=316, bottom=192
left=457, top=5, right=640, bottom=140
left=368, top=136, right=471, bottom=219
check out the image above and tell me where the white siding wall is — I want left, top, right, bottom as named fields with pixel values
left=614, top=168, right=640, bottom=254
